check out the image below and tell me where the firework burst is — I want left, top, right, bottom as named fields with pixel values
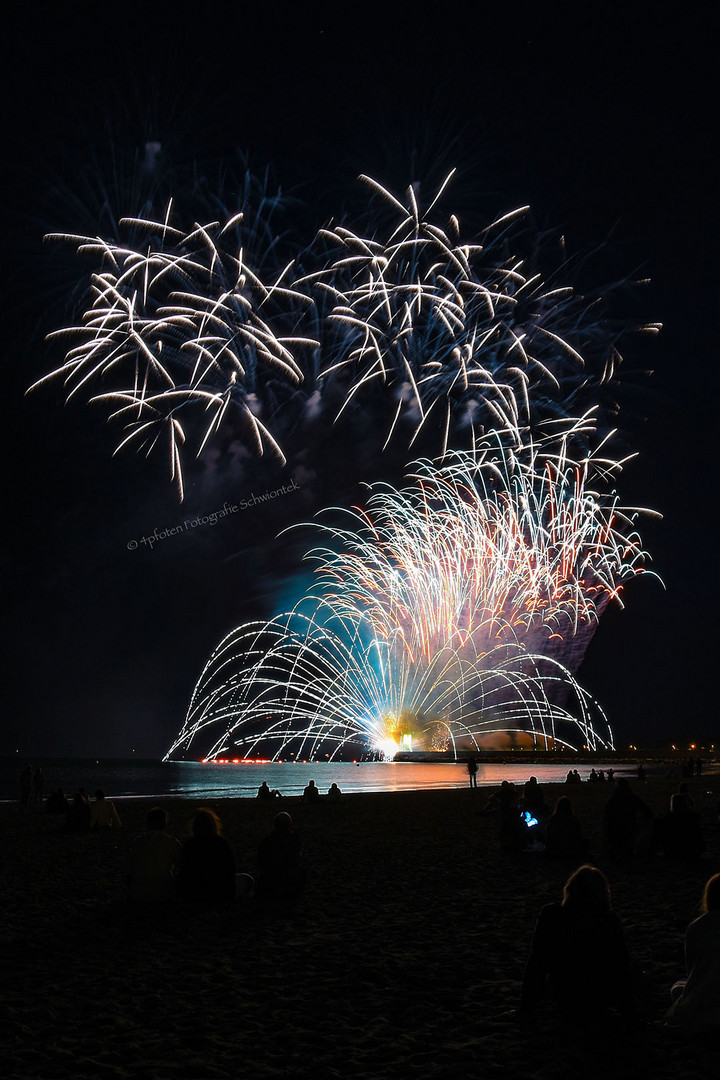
left=31, top=207, right=316, bottom=498
left=165, top=435, right=658, bottom=760
left=33, top=170, right=659, bottom=494
left=33, top=161, right=660, bottom=756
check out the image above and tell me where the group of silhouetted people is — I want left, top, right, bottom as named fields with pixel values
left=482, top=773, right=708, bottom=863
left=126, top=806, right=306, bottom=912
left=63, top=788, right=122, bottom=832
left=518, top=864, right=720, bottom=1035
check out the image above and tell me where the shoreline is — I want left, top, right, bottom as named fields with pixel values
left=5, top=753, right=716, bottom=805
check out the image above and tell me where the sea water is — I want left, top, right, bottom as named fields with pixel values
left=0, top=756, right=685, bottom=803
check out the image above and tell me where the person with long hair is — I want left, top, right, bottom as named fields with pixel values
left=176, top=808, right=238, bottom=904
left=665, top=873, right=720, bottom=1033
left=519, top=865, right=635, bottom=1026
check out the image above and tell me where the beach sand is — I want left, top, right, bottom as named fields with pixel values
left=2, top=776, right=719, bottom=1079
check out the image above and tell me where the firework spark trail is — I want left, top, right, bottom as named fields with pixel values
left=32, top=171, right=661, bottom=495
left=165, top=438, right=658, bottom=760
left=33, top=164, right=660, bottom=756
left=31, top=211, right=317, bottom=498
left=309, top=436, right=650, bottom=649
left=299, top=174, right=659, bottom=457
left=166, top=607, right=609, bottom=762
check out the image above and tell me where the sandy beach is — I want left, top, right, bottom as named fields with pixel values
left=2, top=776, right=719, bottom=1079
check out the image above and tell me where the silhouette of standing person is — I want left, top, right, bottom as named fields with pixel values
left=20, top=765, right=33, bottom=808
left=33, top=767, right=45, bottom=809
left=467, top=755, right=478, bottom=789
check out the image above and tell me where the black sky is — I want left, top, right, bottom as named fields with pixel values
left=2, top=0, right=717, bottom=756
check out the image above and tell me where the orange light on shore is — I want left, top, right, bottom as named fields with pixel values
left=201, top=757, right=273, bottom=765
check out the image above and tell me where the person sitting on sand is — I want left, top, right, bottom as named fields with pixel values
left=256, top=811, right=306, bottom=909
left=676, top=781, right=695, bottom=809
left=303, top=780, right=320, bottom=803
left=257, top=781, right=282, bottom=799
left=90, top=789, right=122, bottom=829
left=327, top=782, right=342, bottom=801
left=46, top=789, right=69, bottom=814
left=602, top=778, right=654, bottom=858
left=66, top=788, right=91, bottom=832
left=665, top=873, right=720, bottom=1033
left=482, top=781, right=531, bottom=852
left=521, top=776, right=548, bottom=820
left=176, top=808, right=241, bottom=904
left=482, top=780, right=518, bottom=813
left=127, top=807, right=182, bottom=903
left=656, top=794, right=705, bottom=862
left=544, top=796, right=588, bottom=861
left=519, top=865, right=635, bottom=1027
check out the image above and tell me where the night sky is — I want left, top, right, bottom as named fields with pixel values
left=2, top=1, right=717, bottom=757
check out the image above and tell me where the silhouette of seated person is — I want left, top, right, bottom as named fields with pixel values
left=482, top=781, right=529, bottom=851
left=666, top=873, right=720, bottom=1033
left=483, top=780, right=518, bottom=813
left=602, top=778, right=655, bottom=857
left=545, top=796, right=588, bottom=861
left=66, top=788, right=91, bottom=832
left=519, top=865, right=635, bottom=1028
left=127, top=807, right=182, bottom=903
left=46, top=789, right=69, bottom=814
left=256, top=811, right=306, bottom=909
left=257, top=781, right=281, bottom=799
left=327, top=783, right=342, bottom=801
left=521, top=776, right=548, bottom=820
left=656, top=794, right=705, bottom=861
left=176, top=808, right=237, bottom=903
left=90, top=789, right=122, bottom=829
left=303, top=779, right=320, bottom=803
